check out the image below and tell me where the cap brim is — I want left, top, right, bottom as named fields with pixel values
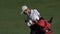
left=21, top=10, right=25, bottom=14
left=21, top=11, right=23, bottom=14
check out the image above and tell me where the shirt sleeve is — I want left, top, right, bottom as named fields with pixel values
left=34, top=9, right=40, bottom=15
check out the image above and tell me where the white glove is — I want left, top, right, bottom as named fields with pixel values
left=27, top=20, right=33, bottom=26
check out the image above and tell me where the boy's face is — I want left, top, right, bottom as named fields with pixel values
left=23, top=9, right=30, bottom=15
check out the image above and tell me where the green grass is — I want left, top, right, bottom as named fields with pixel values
left=0, top=0, right=60, bottom=34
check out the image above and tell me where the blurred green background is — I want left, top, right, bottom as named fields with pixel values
left=0, top=0, right=60, bottom=34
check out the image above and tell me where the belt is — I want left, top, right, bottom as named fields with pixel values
left=38, top=17, right=44, bottom=22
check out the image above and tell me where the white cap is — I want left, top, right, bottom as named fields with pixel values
left=21, top=5, right=28, bottom=14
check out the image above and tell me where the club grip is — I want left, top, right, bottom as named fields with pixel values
left=49, top=17, right=53, bottom=23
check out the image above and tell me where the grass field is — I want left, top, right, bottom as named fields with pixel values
left=0, top=0, right=60, bottom=34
